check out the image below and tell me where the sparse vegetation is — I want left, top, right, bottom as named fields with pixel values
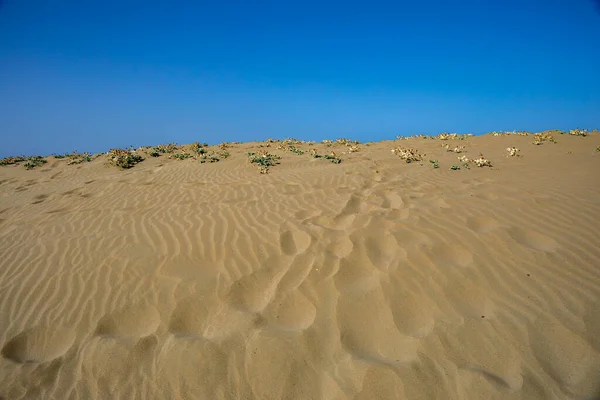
left=430, top=159, right=439, bottom=168
left=66, top=151, right=94, bottom=165
left=506, top=147, right=520, bottom=157
left=248, top=151, right=281, bottom=173
left=172, top=153, right=192, bottom=160
left=391, top=146, right=424, bottom=163
left=0, top=156, right=27, bottom=166
left=108, top=149, right=144, bottom=169
left=569, top=128, right=588, bottom=137
left=532, top=132, right=557, bottom=145
left=450, top=165, right=460, bottom=170
left=23, top=156, right=47, bottom=170
left=324, top=153, right=342, bottom=164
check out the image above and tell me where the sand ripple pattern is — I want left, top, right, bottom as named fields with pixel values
left=1, top=136, right=599, bottom=399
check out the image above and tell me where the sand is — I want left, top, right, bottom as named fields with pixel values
left=0, top=132, right=599, bottom=399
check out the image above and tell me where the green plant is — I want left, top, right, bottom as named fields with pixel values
left=172, top=153, right=192, bottom=160
left=23, top=156, right=47, bottom=169
left=53, top=153, right=66, bottom=159
left=67, top=151, right=94, bottom=165
left=0, top=156, right=27, bottom=166
left=596, top=145, right=600, bottom=152
left=324, top=154, right=342, bottom=164
left=220, top=151, right=230, bottom=159
left=391, top=146, right=424, bottom=163
left=450, top=165, right=460, bottom=170
left=191, top=142, right=209, bottom=154
left=248, top=151, right=281, bottom=173
left=429, top=159, right=439, bottom=168
left=108, top=149, right=144, bottom=169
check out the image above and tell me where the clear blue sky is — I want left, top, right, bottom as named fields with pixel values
left=1, top=1, right=599, bottom=157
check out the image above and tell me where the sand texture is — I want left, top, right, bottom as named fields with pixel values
left=1, top=132, right=599, bottom=399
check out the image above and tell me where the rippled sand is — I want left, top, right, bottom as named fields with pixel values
left=1, top=132, right=599, bottom=399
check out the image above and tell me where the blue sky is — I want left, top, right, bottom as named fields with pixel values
left=1, top=1, right=599, bottom=157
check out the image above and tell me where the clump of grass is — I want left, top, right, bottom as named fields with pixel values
left=248, top=151, right=281, bottom=173
left=444, top=144, right=465, bottom=153
left=0, top=155, right=27, bottom=166
left=66, top=151, right=94, bottom=165
left=171, top=153, right=192, bottom=160
left=391, top=146, right=424, bottom=163
left=473, top=153, right=492, bottom=167
left=532, top=132, right=557, bottom=145
left=310, top=149, right=322, bottom=158
left=437, top=132, right=473, bottom=140
left=52, top=153, right=66, bottom=159
left=279, top=145, right=304, bottom=155
left=191, top=142, right=209, bottom=155
left=569, top=128, right=588, bottom=137
left=23, top=156, right=47, bottom=170
left=450, top=165, right=460, bottom=170
left=199, top=154, right=220, bottom=163
left=220, top=151, right=230, bottom=159
left=324, top=152, right=342, bottom=164
left=108, top=149, right=144, bottom=169
left=506, top=147, right=521, bottom=157
left=596, top=145, right=600, bottom=152
left=322, top=139, right=333, bottom=147
left=429, top=159, right=439, bottom=168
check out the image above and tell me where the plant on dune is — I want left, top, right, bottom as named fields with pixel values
left=472, top=153, right=492, bottom=167
left=191, top=142, right=209, bottom=155
left=322, top=139, right=333, bottom=147
left=171, top=153, right=192, bottom=160
left=569, top=128, right=588, bottom=137
left=324, top=152, right=342, bottom=164
left=310, top=148, right=322, bottom=158
left=66, top=151, right=94, bottom=165
left=220, top=151, right=230, bottom=159
left=450, top=165, right=460, bottom=170
left=23, top=156, right=47, bottom=170
left=108, top=149, right=144, bottom=169
left=443, top=144, right=465, bottom=153
left=0, top=155, right=27, bottom=166
left=248, top=151, right=281, bottom=173
left=391, top=146, right=424, bottom=163
left=596, top=145, right=600, bottom=152
left=506, top=147, right=521, bottom=157
left=532, top=132, right=556, bottom=145
left=429, top=159, right=439, bottom=168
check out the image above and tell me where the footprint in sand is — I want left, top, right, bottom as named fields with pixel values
left=280, top=228, right=312, bottom=256
left=261, top=291, right=316, bottom=331
left=529, top=316, right=600, bottom=398
left=337, top=288, right=418, bottom=365
left=169, top=295, right=258, bottom=339
left=1, top=326, right=75, bottom=363
left=466, top=215, right=503, bottom=233
left=428, top=242, right=474, bottom=268
left=95, top=304, right=161, bottom=339
left=508, top=227, right=558, bottom=252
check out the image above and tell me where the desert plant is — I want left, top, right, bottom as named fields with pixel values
left=569, top=128, right=588, bottom=137
left=450, top=165, right=460, bottom=170
left=506, top=147, right=520, bottom=157
left=67, top=151, right=94, bottom=165
left=248, top=151, right=280, bottom=173
left=532, top=132, right=556, bottom=145
left=0, top=155, right=27, bottom=166
left=108, top=149, right=144, bottom=169
left=324, top=153, right=342, bottom=164
left=429, top=159, right=439, bottom=168
left=391, top=146, right=424, bottom=163
left=172, top=153, right=192, bottom=160
left=23, top=156, right=47, bottom=169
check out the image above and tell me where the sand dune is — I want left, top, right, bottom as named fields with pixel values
left=1, top=132, right=599, bottom=399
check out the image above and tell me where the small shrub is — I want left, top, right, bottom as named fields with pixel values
left=532, top=132, right=556, bottom=145
left=569, top=128, right=588, bottom=137
left=450, top=165, right=460, bottom=170
left=324, top=153, right=342, bottom=164
left=391, top=146, right=424, bottom=163
left=506, top=147, right=520, bottom=157
left=108, top=149, right=144, bottom=169
left=67, top=151, right=94, bottom=165
left=23, top=156, right=47, bottom=169
left=429, top=159, right=439, bottom=168
left=172, top=153, right=192, bottom=160
left=220, top=151, right=230, bottom=159
left=0, top=156, right=27, bottom=166
left=248, top=151, right=280, bottom=173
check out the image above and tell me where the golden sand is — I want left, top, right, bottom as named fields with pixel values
left=1, top=131, right=599, bottom=399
